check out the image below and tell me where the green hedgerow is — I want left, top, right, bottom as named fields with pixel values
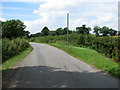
left=2, top=38, right=30, bottom=62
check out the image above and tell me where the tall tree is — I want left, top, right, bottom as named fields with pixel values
left=41, top=26, right=49, bottom=36
left=2, top=19, right=26, bottom=39
left=100, top=26, right=109, bottom=36
left=76, top=25, right=91, bottom=34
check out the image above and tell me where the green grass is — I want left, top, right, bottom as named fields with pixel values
left=47, top=43, right=119, bottom=78
left=1, top=45, right=33, bottom=71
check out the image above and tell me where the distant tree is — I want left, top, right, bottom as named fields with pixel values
left=109, top=28, right=117, bottom=36
left=55, top=27, right=72, bottom=35
left=81, top=25, right=87, bottom=34
left=56, top=28, right=63, bottom=35
left=2, top=19, right=26, bottom=39
left=93, top=26, right=100, bottom=37
left=41, top=26, right=49, bottom=36
left=76, top=27, right=84, bottom=34
left=76, top=25, right=91, bottom=34
left=100, top=26, right=110, bottom=36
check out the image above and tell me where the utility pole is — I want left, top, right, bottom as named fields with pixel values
left=67, top=13, right=69, bottom=45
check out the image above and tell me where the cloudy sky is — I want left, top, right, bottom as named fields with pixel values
left=1, top=0, right=119, bottom=34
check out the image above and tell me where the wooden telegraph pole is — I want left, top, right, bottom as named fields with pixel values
left=67, top=13, right=69, bottom=45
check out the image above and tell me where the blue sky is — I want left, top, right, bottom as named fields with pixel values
left=2, top=2, right=41, bottom=21
left=1, top=0, right=119, bottom=34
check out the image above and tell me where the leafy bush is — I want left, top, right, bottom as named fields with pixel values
left=2, top=38, right=30, bottom=62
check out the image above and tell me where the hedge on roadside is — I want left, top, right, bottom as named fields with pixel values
left=2, top=38, right=30, bottom=62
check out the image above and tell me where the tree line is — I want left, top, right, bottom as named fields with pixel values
left=30, top=25, right=118, bottom=38
left=30, top=27, right=73, bottom=38
left=1, top=19, right=119, bottom=39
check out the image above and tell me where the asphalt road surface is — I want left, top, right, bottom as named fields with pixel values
left=3, top=42, right=118, bottom=88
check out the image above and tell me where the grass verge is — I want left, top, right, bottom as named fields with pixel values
left=1, top=45, right=33, bottom=71
left=48, top=43, right=119, bottom=78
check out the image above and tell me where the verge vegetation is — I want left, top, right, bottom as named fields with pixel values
left=48, top=43, right=119, bottom=78
left=2, top=45, right=33, bottom=71
left=2, top=38, right=30, bottom=63
left=1, top=19, right=33, bottom=74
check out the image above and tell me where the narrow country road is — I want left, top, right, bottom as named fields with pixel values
left=3, top=42, right=118, bottom=88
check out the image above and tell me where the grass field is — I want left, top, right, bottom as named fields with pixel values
left=46, top=43, right=119, bottom=78
left=1, top=45, right=33, bottom=71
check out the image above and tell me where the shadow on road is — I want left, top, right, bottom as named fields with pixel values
left=2, top=66, right=118, bottom=88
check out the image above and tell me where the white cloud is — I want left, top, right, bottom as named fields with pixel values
left=90, top=13, right=117, bottom=31
left=70, top=13, right=117, bottom=31
left=0, top=17, right=6, bottom=22
left=22, top=0, right=118, bottom=34
left=24, top=19, right=47, bottom=34
left=32, top=0, right=75, bottom=18
left=24, top=18, right=57, bottom=34
left=89, top=13, right=117, bottom=26
left=71, top=18, right=88, bottom=29
left=24, top=0, right=76, bottom=33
